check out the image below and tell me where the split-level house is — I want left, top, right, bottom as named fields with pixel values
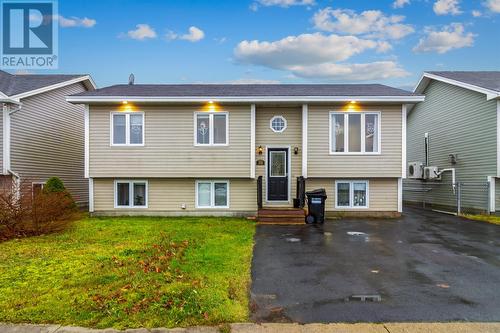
left=67, top=84, right=424, bottom=218
left=405, top=71, right=500, bottom=214
left=0, top=70, right=95, bottom=205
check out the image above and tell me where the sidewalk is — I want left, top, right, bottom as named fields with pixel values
left=2, top=323, right=500, bottom=333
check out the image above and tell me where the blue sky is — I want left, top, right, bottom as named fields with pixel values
left=33, top=0, right=500, bottom=89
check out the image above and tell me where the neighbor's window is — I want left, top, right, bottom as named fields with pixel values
left=195, top=112, right=228, bottom=145
left=115, top=180, right=148, bottom=208
left=270, top=116, right=287, bottom=133
left=330, top=112, right=380, bottom=154
left=32, top=182, right=45, bottom=199
left=335, top=180, right=368, bottom=208
left=111, top=112, right=144, bottom=146
left=196, top=180, right=229, bottom=208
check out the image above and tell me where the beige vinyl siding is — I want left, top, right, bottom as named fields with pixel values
left=306, top=178, right=398, bottom=212
left=93, top=178, right=257, bottom=214
left=89, top=105, right=251, bottom=178
left=10, top=83, right=88, bottom=204
left=308, top=104, right=403, bottom=178
left=255, top=106, right=302, bottom=204
left=405, top=80, right=497, bottom=212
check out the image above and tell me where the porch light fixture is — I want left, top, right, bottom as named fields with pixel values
left=257, top=145, right=263, bottom=155
left=122, top=101, right=128, bottom=105
left=294, top=147, right=299, bottom=155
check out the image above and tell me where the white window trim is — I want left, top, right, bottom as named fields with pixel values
left=193, top=112, right=229, bottom=146
left=110, top=112, right=145, bottom=147
left=195, top=180, right=230, bottom=209
left=114, top=180, right=148, bottom=209
left=270, top=115, right=287, bottom=133
left=265, top=145, right=292, bottom=203
left=329, top=111, right=381, bottom=155
left=335, top=180, right=369, bottom=209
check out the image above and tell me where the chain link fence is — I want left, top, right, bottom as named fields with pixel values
left=403, top=180, right=490, bottom=215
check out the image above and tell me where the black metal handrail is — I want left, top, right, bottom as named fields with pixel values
left=296, top=176, right=305, bottom=208
left=257, top=176, right=263, bottom=209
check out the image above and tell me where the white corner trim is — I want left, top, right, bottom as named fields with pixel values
left=11, top=75, right=96, bottom=100
left=84, top=105, right=89, bottom=178
left=302, top=104, right=308, bottom=178
left=402, top=104, right=407, bottom=179
left=398, top=178, right=403, bottom=213
left=250, top=104, right=256, bottom=179
left=2, top=104, right=11, bottom=174
left=487, top=176, right=495, bottom=213
left=497, top=100, right=500, bottom=177
left=88, top=178, right=94, bottom=213
left=415, top=73, right=500, bottom=100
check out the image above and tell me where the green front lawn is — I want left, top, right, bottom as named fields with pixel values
left=0, top=216, right=255, bottom=329
left=463, top=214, right=500, bottom=225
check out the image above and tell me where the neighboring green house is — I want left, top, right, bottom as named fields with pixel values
left=405, top=71, right=500, bottom=214
left=0, top=70, right=96, bottom=205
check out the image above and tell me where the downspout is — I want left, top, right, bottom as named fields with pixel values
left=436, top=168, right=456, bottom=193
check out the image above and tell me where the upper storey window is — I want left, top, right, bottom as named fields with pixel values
left=111, top=112, right=144, bottom=146
left=330, top=112, right=380, bottom=154
left=195, top=112, right=228, bottom=146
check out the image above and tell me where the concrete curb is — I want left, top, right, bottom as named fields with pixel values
left=1, top=323, right=500, bottom=333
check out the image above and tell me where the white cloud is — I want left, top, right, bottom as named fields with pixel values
left=312, top=8, right=414, bottom=40
left=57, top=15, right=96, bottom=28
left=235, top=33, right=383, bottom=67
left=126, top=24, right=157, bottom=40
left=29, top=13, right=96, bottom=28
left=287, top=61, right=409, bottom=80
left=413, top=23, right=475, bottom=54
left=250, top=0, right=315, bottom=10
left=393, top=0, right=410, bottom=9
left=472, top=10, right=482, bottom=17
left=484, top=0, right=500, bottom=12
left=234, top=33, right=408, bottom=81
left=433, top=0, right=462, bottom=15
left=167, top=26, right=205, bottom=42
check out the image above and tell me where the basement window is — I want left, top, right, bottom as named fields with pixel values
left=335, top=180, right=369, bottom=209
left=115, top=180, right=148, bottom=208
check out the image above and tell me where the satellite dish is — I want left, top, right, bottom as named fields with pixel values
left=128, top=73, right=135, bottom=85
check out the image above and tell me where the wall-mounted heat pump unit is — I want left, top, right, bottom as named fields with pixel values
left=424, top=166, right=440, bottom=180
left=408, top=162, right=424, bottom=179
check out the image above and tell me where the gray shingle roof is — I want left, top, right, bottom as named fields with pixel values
left=71, top=83, right=420, bottom=97
left=428, top=71, right=500, bottom=93
left=0, top=70, right=85, bottom=96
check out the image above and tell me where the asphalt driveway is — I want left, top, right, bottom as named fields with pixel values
left=250, top=208, right=500, bottom=323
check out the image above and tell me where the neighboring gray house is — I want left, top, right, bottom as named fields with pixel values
left=405, top=71, right=500, bottom=214
left=0, top=70, right=96, bottom=205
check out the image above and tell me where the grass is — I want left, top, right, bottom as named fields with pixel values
left=0, top=216, right=255, bottom=329
left=463, top=214, right=500, bottom=225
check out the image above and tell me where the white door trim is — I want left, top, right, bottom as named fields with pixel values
left=265, top=145, right=291, bottom=204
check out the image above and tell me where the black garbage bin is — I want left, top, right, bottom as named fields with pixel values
left=305, top=188, right=327, bottom=224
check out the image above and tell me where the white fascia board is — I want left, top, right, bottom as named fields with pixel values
left=11, top=75, right=97, bottom=100
left=66, top=95, right=425, bottom=104
left=415, top=72, right=500, bottom=100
